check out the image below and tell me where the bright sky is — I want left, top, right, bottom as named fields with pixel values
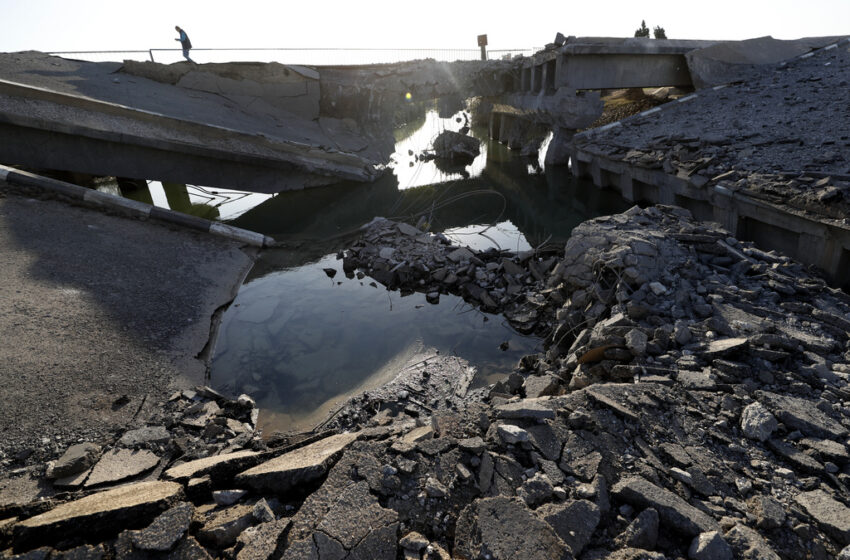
left=2, top=0, right=848, bottom=54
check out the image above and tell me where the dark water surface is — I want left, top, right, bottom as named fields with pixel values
left=91, top=110, right=631, bottom=432
left=205, top=113, right=631, bottom=432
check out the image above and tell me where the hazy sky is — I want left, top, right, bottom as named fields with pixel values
left=2, top=0, right=848, bottom=54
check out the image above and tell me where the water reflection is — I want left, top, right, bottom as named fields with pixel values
left=212, top=135, right=632, bottom=432
left=211, top=254, right=539, bottom=433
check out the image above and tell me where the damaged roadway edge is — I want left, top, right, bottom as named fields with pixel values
left=3, top=205, right=850, bottom=560
left=0, top=164, right=274, bottom=248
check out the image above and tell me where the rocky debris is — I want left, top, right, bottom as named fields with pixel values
left=45, top=443, right=101, bottom=480
left=426, top=130, right=481, bottom=164
left=575, top=40, right=850, bottom=222
left=4, top=205, right=850, bottom=558
left=234, top=432, right=358, bottom=493
left=12, top=481, right=184, bottom=551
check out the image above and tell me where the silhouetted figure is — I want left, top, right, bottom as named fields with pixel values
left=174, top=26, right=194, bottom=63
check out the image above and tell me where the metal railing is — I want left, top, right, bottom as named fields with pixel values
left=47, top=47, right=540, bottom=65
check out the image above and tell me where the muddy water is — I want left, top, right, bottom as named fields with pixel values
left=206, top=111, right=631, bottom=434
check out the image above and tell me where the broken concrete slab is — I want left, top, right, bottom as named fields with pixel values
left=236, top=518, right=290, bottom=560
left=538, top=499, right=600, bottom=555
left=164, top=450, right=261, bottom=482
left=235, top=432, right=358, bottom=494
left=495, top=399, right=556, bottom=420
left=794, top=490, right=850, bottom=546
left=196, top=504, right=255, bottom=549
left=119, top=426, right=171, bottom=448
left=85, top=449, right=160, bottom=487
left=611, top=476, right=719, bottom=536
left=127, top=501, right=193, bottom=552
left=455, top=497, right=571, bottom=560
left=13, top=480, right=183, bottom=550
left=756, top=391, right=848, bottom=440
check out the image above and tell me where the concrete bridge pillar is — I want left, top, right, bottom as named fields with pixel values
left=545, top=127, right=575, bottom=167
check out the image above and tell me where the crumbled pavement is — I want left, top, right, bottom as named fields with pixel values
left=574, top=40, right=850, bottom=222
left=3, top=206, right=850, bottom=558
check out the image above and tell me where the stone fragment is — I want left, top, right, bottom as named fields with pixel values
left=397, top=222, right=422, bottom=236
left=399, top=531, right=429, bottom=552
left=48, top=442, right=102, bottom=479
left=495, top=399, right=556, bottom=420
left=615, top=507, right=659, bottom=550
left=236, top=519, right=290, bottom=560
left=14, top=481, right=183, bottom=550
left=196, top=504, right=254, bottom=549
left=455, top=497, right=569, bottom=560
left=523, top=374, right=562, bottom=398
left=517, top=472, right=555, bottom=507
left=165, top=450, right=260, bottom=482
left=758, top=391, right=848, bottom=439
left=723, top=524, right=781, bottom=560
left=625, top=329, right=648, bottom=357
left=85, top=449, right=160, bottom=487
left=705, top=338, right=748, bottom=356
left=252, top=498, right=276, bottom=524
left=458, top=436, right=486, bottom=455
left=127, top=502, right=193, bottom=552
left=795, top=490, right=850, bottom=545
left=497, top=424, right=529, bottom=445
left=424, top=477, right=448, bottom=498
left=119, top=426, right=171, bottom=448
left=314, top=481, right=398, bottom=551
left=538, top=499, right=600, bottom=555
left=689, top=531, right=733, bottom=560
left=213, top=489, right=247, bottom=506
left=747, top=495, right=785, bottom=530
left=767, top=439, right=824, bottom=473
left=611, top=476, right=719, bottom=536
left=740, top=402, right=777, bottom=442
left=236, top=433, right=358, bottom=493
left=447, top=247, right=475, bottom=263
left=478, top=452, right=494, bottom=493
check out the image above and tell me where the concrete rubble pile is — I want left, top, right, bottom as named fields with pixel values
left=574, top=39, right=850, bottom=223
left=3, top=207, right=850, bottom=559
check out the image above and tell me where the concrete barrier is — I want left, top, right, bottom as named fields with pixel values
left=0, top=164, right=272, bottom=248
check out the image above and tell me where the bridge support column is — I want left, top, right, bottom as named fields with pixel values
left=544, top=127, right=575, bottom=167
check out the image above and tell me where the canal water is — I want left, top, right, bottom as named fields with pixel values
left=97, top=110, right=632, bottom=433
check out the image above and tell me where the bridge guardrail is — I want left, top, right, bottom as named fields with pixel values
left=46, top=47, right=539, bottom=65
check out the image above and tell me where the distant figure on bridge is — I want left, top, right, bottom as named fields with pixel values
left=174, top=26, right=195, bottom=63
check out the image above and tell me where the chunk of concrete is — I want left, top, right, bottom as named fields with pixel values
left=454, top=497, right=570, bottom=560
left=164, top=450, right=260, bottom=482
left=127, top=502, right=193, bottom=552
left=795, top=490, right=850, bottom=545
left=496, top=399, right=556, bottom=420
left=119, top=426, right=171, bottom=448
left=538, top=499, right=600, bottom=555
left=236, top=433, right=358, bottom=493
left=740, top=402, right=777, bottom=442
left=197, top=504, right=255, bottom=549
left=48, top=442, right=102, bottom=479
left=14, top=481, right=183, bottom=550
left=236, top=519, right=291, bottom=560
left=611, top=476, right=719, bottom=536
left=689, top=531, right=733, bottom=560
left=85, top=449, right=160, bottom=487
left=723, top=524, right=781, bottom=560
left=757, top=391, right=847, bottom=440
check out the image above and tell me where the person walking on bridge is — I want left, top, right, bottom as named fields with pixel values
left=174, top=26, right=195, bottom=63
